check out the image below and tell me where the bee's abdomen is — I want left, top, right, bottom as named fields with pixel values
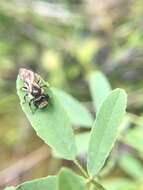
left=34, top=95, right=49, bottom=109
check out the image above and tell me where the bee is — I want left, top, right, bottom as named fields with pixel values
left=19, top=68, right=50, bottom=112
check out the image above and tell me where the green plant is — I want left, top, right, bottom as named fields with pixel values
left=5, top=70, right=127, bottom=190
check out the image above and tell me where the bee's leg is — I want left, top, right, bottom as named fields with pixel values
left=29, top=99, right=37, bottom=114
left=37, top=78, right=48, bottom=88
left=29, top=98, right=34, bottom=108
left=22, top=93, right=28, bottom=104
left=45, top=92, right=52, bottom=99
left=20, top=86, right=28, bottom=91
left=40, top=85, right=47, bottom=88
left=37, top=78, right=41, bottom=84
left=45, top=94, right=50, bottom=100
left=29, top=99, right=34, bottom=113
left=36, top=77, right=43, bottom=87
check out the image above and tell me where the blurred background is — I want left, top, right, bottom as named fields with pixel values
left=0, top=0, right=143, bottom=189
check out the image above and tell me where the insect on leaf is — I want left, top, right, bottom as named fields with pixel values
left=17, top=74, right=77, bottom=160
left=87, top=89, right=127, bottom=176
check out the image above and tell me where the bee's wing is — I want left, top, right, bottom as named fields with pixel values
left=19, top=68, right=35, bottom=84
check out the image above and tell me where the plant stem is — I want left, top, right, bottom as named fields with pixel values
left=74, top=159, right=89, bottom=178
left=91, top=179, right=106, bottom=190
left=73, top=160, right=106, bottom=190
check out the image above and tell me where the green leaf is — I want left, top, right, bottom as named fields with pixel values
left=53, top=132, right=90, bottom=158
left=4, top=187, right=15, bottom=190
left=89, top=71, right=111, bottom=112
left=87, top=89, right=127, bottom=176
left=119, top=153, right=143, bottom=179
left=103, top=178, right=136, bottom=190
left=16, top=176, right=57, bottom=190
left=6, top=176, right=58, bottom=190
left=125, top=126, right=143, bottom=155
left=16, top=76, right=77, bottom=160
left=75, top=132, right=90, bottom=154
left=52, top=88, right=93, bottom=128
left=58, top=168, right=86, bottom=190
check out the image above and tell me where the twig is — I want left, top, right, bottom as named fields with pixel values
left=0, top=146, right=50, bottom=187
